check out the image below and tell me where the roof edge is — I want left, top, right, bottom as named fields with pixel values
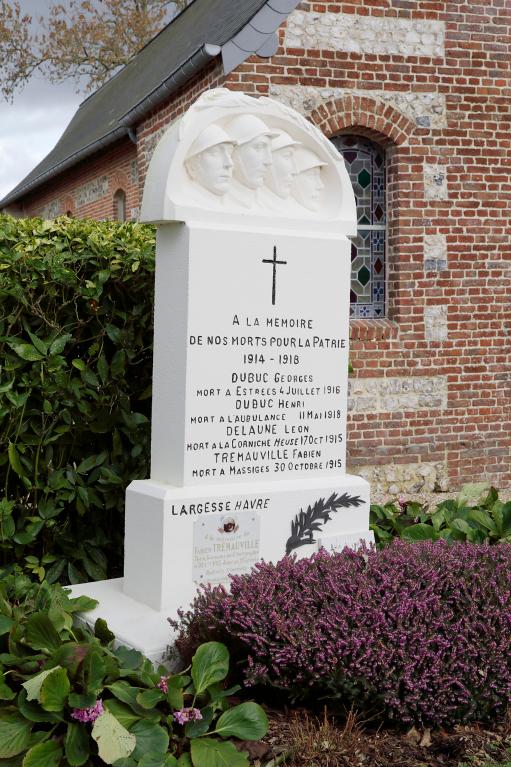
left=0, top=43, right=219, bottom=208
left=0, top=126, right=129, bottom=208
left=1, top=0, right=302, bottom=209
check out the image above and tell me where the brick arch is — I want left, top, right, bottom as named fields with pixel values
left=309, top=95, right=416, bottom=146
left=110, top=170, right=129, bottom=191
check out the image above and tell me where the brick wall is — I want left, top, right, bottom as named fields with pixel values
left=21, top=139, right=139, bottom=221
left=15, top=0, right=511, bottom=492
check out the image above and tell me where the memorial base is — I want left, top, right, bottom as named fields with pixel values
left=69, top=578, right=175, bottom=665
left=70, top=474, right=371, bottom=664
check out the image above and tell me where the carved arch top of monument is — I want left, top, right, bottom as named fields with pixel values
left=141, top=88, right=356, bottom=234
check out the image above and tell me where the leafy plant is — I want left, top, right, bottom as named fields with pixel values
left=0, top=214, right=155, bottom=582
left=0, top=568, right=268, bottom=765
left=370, top=484, right=511, bottom=546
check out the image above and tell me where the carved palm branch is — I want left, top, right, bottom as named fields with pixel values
left=285, top=492, right=364, bottom=555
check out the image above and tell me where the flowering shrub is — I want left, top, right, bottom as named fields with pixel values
left=173, top=541, right=511, bottom=727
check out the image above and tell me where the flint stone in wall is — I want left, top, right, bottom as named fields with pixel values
left=39, top=200, right=61, bottom=219
left=285, top=11, right=445, bottom=58
left=424, top=305, right=448, bottom=342
left=75, top=176, right=109, bottom=208
left=424, top=233, right=448, bottom=272
left=348, top=375, right=447, bottom=413
left=424, top=163, right=448, bottom=200
left=269, top=85, right=447, bottom=130
left=350, top=460, right=450, bottom=494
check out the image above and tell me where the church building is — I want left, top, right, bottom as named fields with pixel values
left=2, top=0, right=509, bottom=493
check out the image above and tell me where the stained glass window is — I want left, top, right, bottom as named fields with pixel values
left=331, top=136, right=386, bottom=318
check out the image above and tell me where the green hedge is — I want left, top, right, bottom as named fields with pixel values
left=0, top=215, right=155, bottom=583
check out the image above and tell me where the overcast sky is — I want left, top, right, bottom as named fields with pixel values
left=0, top=0, right=83, bottom=200
left=0, top=79, right=81, bottom=200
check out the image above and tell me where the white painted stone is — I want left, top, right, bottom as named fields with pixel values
left=70, top=89, right=370, bottom=660
left=318, top=529, right=375, bottom=552
left=424, top=305, right=448, bottom=341
left=424, top=163, right=448, bottom=200
left=269, top=84, right=447, bottom=130
left=285, top=11, right=445, bottom=58
left=424, top=233, right=448, bottom=271
left=122, top=475, right=370, bottom=615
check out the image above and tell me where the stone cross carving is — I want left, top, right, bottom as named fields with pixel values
left=262, top=245, right=287, bottom=306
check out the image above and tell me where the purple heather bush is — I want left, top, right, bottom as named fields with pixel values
left=173, top=541, right=511, bottom=727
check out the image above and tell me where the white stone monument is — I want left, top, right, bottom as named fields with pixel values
left=72, top=89, right=372, bottom=662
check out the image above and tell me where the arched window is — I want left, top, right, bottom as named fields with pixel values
left=113, top=189, right=127, bottom=222
left=331, top=136, right=386, bottom=318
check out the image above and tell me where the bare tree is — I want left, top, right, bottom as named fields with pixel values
left=0, top=0, right=188, bottom=100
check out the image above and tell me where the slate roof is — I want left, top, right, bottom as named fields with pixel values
left=1, top=0, right=299, bottom=207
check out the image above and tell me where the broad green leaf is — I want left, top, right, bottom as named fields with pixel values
left=49, top=334, right=72, bottom=355
left=68, top=692, right=98, bottom=709
left=113, top=646, right=144, bottom=670
left=190, top=738, right=248, bottom=767
left=167, top=685, right=183, bottom=710
left=40, top=667, right=70, bottom=711
left=0, top=711, right=32, bottom=758
left=92, top=710, right=136, bottom=765
left=449, top=518, right=474, bottom=537
left=178, top=755, right=192, bottom=767
left=8, top=442, right=26, bottom=479
left=138, top=755, right=180, bottom=767
left=67, top=594, right=98, bottom=613
left=191, top=643, right=229, bottom=695
left=7, top=342, right=44, bottom=362
left=23, top=667, right=62, bottom=703
left=83, top=650, right=106, bottom=693
left=458, top=482, right=490, bottom=505
left=22, top=740, right=62, bottom=767
left=0, top=671, right=15, bottom=701
left=0, top=614, right=14, bottom=635
left=65, top=722, right=90, bottom=767
left=26, top=330, right=48, bottom=356
left=104, top=700, right=140, bottom=729
left=184, top=706, right=213, bottom=739
left=136, top=689, right=165, bottom=709
left=25, top=612, right=61, bottom=652
left=401, top=524, right=437, bottom=542
left=130, top=720, right=169, bottom=762
left=17, top=690, right=62, bottom=724
left=52, top=643, right=91, bottom=675
left=107, top=682, right=144, bottom=713
left=469, top=509, right=497, bottom=533
left=72, top=359, right=86, bottom=371
left=77, top=455, right=99, bottom=474
left=214, top=703, right=268, bottom=741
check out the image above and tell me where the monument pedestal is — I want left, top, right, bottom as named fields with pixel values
left=71, top=473, right=371, bottom=663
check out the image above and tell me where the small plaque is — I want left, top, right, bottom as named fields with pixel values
left=193, top=512, right=261, bottom=584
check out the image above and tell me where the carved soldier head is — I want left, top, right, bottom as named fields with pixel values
left=184, top=124, right=236, bottom=196
left=226, top=115, right=278, bottom=189
left=266, top=131, right=301, bottom=199
left=292, top=148, right=326, bottom=211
